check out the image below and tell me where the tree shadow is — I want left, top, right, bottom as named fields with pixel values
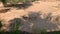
left=22, top=12, right=60, bottom=33
left=6, top=18, right=32, bottom=34
left=0, top=30, right=32, bottom=34
left=4, top=2, right=32, bottom=9
left=0, top=20, right=2, bottom=29
left=1, top=12, right=60, bottom=34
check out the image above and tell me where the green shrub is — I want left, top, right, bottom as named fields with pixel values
left=39, top=28, right=46, bottom=34
left=32, top=28, right=46, bottom=34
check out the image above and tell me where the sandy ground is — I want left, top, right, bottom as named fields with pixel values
left=0, top=0, right=60, bottom=33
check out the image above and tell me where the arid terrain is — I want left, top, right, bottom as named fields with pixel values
left=0, top=0, right=60, bottom=33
